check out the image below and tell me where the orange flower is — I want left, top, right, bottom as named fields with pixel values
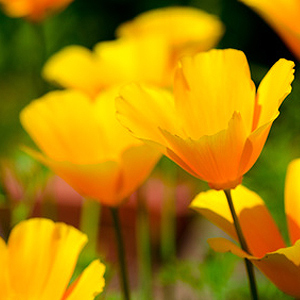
left=116, top=48, right=294, bottom=190
left=239, top=0, right=300, bottom=60
left=20, top=88, right=160, bottom=207
left=190, top=158, right=300, bottom=297
left=43, top=6, right=224, bottom=93
left=0, top=218, right=105, bottom=299
left=0, top=0, right=74, bottom=22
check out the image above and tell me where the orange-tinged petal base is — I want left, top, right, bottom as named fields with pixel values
left=209, top=237, right=300, bottom=298
left=190, top=185, right=286, bottom=257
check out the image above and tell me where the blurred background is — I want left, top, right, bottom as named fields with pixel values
left=0, top=0, right=299, bottom=299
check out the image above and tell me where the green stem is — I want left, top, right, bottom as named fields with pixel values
left=224, top=189, right=258, bottom=300
left=161, top=158, right=177, bottom=263
left=79, top=198, right=101, bottom=259
left=110, top=207, right=131, bottom=300
left=136, top=189, right=152, bottom=300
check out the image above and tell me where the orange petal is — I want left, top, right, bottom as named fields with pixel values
left=209, top=237, right=300, bottom=298
left=23, top=147, right=122, bottom=206
left=255, top=58, right=295, bottom=129
left=190, top=185, right=286, bottom=257
left=174, top=49, right=256, bottom=139
left=161, top=112, right=248, bottom=189
left=119, top=144, right=161, bottom=203
left=285, top=158, right=300, bottom=244
left=238, top=120, right=273, bottom=175
left=239, top=0, right=300, bottom=60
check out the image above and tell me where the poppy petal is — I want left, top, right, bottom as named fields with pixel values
left=190, top=185, right=286, bottom=257
left=285, top=158, right=300, bottom=244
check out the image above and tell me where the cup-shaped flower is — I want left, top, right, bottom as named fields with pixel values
left=190, top=158, right=300, bottom=297
left=239, top=0, right=300, bottom=60
left=0, top=218, right=105, bottom=299
left=0, top=0, right=74, bottom=22
left=20, top=88, right=161, bottom=207
left=116, top=48, right=295, bottom=190
left=43, top=7, right=224, bottom=94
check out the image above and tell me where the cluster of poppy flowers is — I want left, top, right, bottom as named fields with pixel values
left=0, top=0, right=299, bottom=298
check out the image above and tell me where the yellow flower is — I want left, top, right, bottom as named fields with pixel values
left=116, top=48, right=295, bottom=190
left=116, top=6, right=225, bottom=86
left=190, top=158, right=300, bottom=297
left=0, top=218, right=105, bottom=300
left=43, top=37, right=169, bottom=98
left=239, top=0, right=300, bottom=60
left=0, top=0, right=74, bottom=22
left=20, top=88, right=160, bottom=207
left=43, top=6, right=224, bottom=93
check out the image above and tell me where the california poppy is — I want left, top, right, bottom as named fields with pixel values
left=0, top=218, right=105, bottom=299
left=116, top=48, right=294, bottom=190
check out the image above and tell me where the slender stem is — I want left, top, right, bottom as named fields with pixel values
left=110, top=207, right=131, bottom=300
left=136, top=189, right=152, bottom=300
left=161, top=158, right=177, bottom=263
left=224, top=189, right=258, bottom=300
left=79, top=198, right=101, bottom=259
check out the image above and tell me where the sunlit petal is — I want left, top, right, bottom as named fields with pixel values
left=285, top=158, right=300, bottom=244
left=255, top=59, right=295, bottom=129
left=8, top=218, right=87, bottom=299
left=190, top=185, right=286, bottom=257
left=174, top=49, right=256, bottom=138
left=239, top=0, right=300, bottom=60
left=63, top=260, right=105, bottom=300
left=209, top=237, right=300, bottom=298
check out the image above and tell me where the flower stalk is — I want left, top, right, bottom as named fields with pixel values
left=224, top=189, right=258, bottom=300
left=136, top=189, right=153, bottom=300
left=111, top=207, right=131, bottom=300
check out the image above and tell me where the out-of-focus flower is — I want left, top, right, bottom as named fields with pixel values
left=43, top=37, right=169, bottom=98
left=0, top=218, right=105, bottom=299
left=239, top=0, right=300, bottom=60
left=116, top=6, right=225, bottom=86
left=116, top=48, right=294, bottom=190
left=190, top=158, right=300, bottom=298
left=43, top=6, right=224, bottom=93
left=20, top=88, right=160, bottom=207
left=0, top=0, right=74, bottom=22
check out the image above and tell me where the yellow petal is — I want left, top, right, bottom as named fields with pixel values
left=20, top=90, right=110, bottom=164
left=161, top=112, right=248, bottom=189
left=239, top=0, right=300, bottom=60
left=64, top=260, right=105, bottom=300
left=117, top=6, right=224, bottom=51
left=0, top=238, right=10, bottom=299
left=285, top=158, right=300, bottom=244
left=116, top=83, right=179, bottom=150
left=255, top=58, right=295, bottom=129
left=23, top=147, right=123, bottom=206
left=174, top=49, right=256, bottom=139
left=190, top=185, right=286, bottom=257
left=209, top=237, right=300, bottom=298
left=94, top=37, right=169, bottom=87
left=118, top=144, right=161, bottom=202
left=7, top=218, right=87, bottom=300
left=43, top=46, right=104, bottom=97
